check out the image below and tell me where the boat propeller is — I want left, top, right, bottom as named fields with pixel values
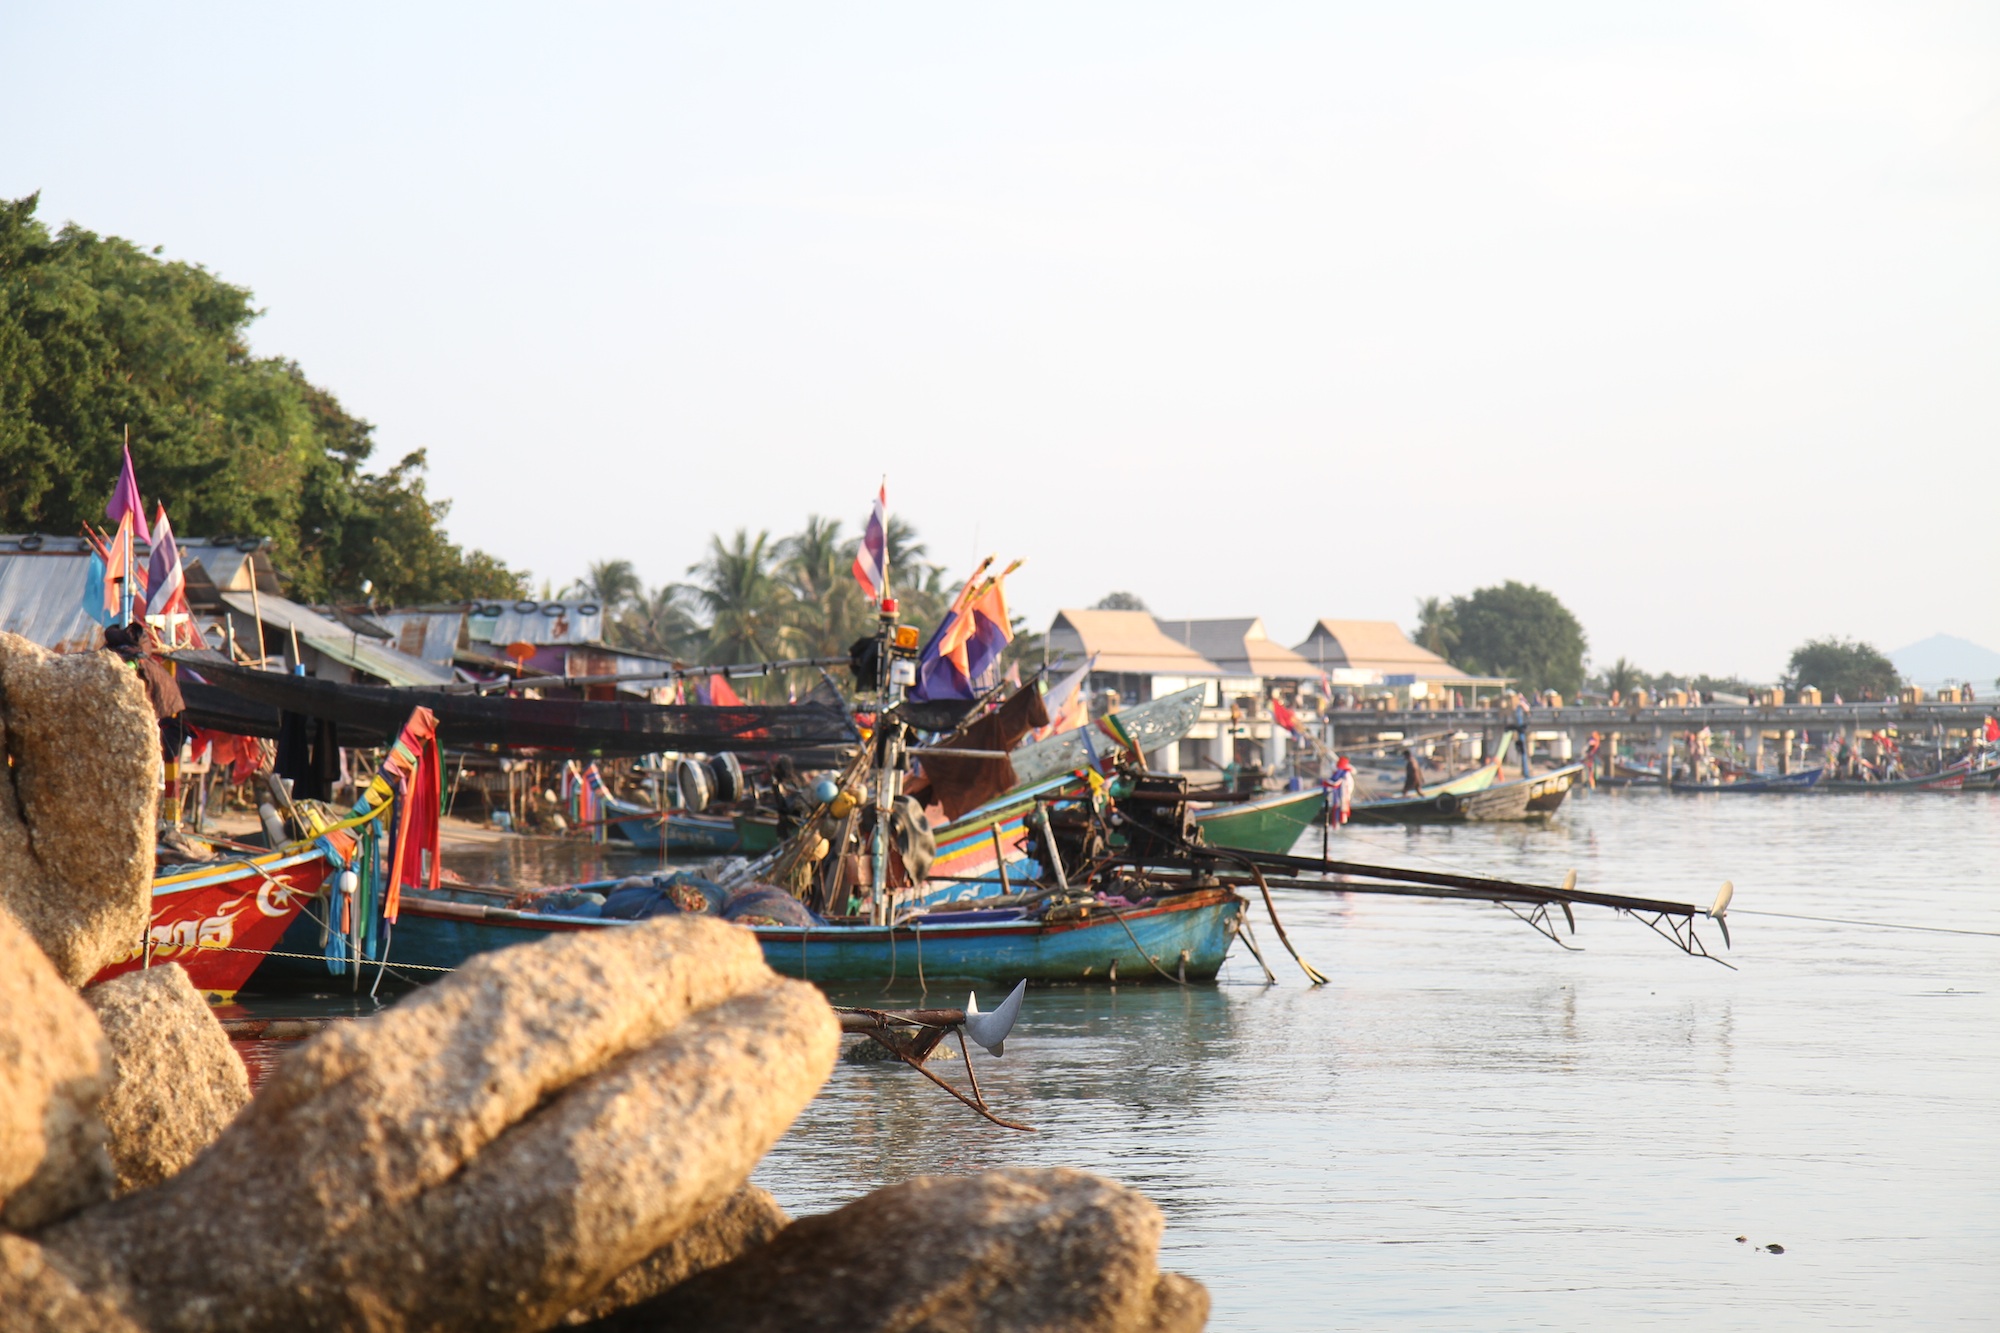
left=962, top=979, right=1027, bottom=1056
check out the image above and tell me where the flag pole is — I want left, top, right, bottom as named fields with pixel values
left=119, top=426, right=134, bottom=626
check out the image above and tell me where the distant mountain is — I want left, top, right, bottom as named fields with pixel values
left=1889, top=634, right=2000, bottom=689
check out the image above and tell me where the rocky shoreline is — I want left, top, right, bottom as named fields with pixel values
left=0, top=631, right=1207, bottom=1332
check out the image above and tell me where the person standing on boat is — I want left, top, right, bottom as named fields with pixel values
left=1325, top=756, right=1355, bottom=826
left=1510, top=695, right=1532, bottom=777
left=1580, top=731, right=1602, bottom=788
left=1400, top=748, right=1426, bottom=797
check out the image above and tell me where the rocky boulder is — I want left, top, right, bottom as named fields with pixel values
left=0, top=905, right=113, bottom=1233
left=0, top=1234, right=143, bottom=1333
left=560, top=1184, right=790, bottom=1326
left=82, top=964, right=250, bottom=1195
left=43, top=914, right=840, bottom=1333
left=0, top=633, right=159, bottom=986
left=585, top=1167, right=1209, bottom=1333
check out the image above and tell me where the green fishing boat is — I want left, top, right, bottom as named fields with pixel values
left=1192, top=786, right=1327, bottom=854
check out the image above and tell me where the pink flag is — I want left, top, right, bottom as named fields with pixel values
left=851, top=482, right=888, bottom=603
left=105, top=445, right=151, bottom=545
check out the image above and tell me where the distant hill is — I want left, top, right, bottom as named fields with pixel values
left=1889, top=634, right=2000, bottom=689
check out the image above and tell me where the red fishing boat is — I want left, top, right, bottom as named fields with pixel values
left=91, top=849, right=331, bottom=997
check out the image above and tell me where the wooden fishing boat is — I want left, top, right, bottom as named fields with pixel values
left=1351, top=763, right=1583, bottom=824
left=1007, top=686, right=1206, bottom=786
left=91, top=849, right=328, bottom=998
left=1668, top=768, right=1825, bottom=794
left=258, top=878, right=1244, bottom=987
left=598, top=795, right=767, bottom=855
left=1817, top=767, right=1971, bottom=793
left=1192, top=786, right=1326, bottom=854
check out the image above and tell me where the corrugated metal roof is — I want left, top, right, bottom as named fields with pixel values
left=0, top=550, right=100, bottom=652
left=466, top=600, right=605, bottom=647
left=374, top=611, right=465, bottom=668
left=221, top=591, right=454, bottom=687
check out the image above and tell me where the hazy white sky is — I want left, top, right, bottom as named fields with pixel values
left=6, top=2, right=1996, bottom=678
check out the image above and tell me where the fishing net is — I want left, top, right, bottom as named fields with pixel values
left=178, top=655, right=858, bottom=755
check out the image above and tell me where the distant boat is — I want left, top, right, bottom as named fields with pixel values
left=1353, top=763, right=1584, bottom=823
left=598, top=795, right=779, bottom=855
left=1817, top=765, right=1973, bottom=793
left=1668, top=768, right=1825, bottom=794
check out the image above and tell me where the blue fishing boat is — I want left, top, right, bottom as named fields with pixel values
left=256, top=879, right=1244, bottom=986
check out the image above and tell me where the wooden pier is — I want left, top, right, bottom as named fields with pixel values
left=1318, top=700, right=1994, bottom=773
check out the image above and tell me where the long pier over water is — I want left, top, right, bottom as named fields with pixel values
left=1319, top=700, right=1994, bottom=766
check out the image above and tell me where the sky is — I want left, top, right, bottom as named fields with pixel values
left=5, top=1, right=1996, bottom=681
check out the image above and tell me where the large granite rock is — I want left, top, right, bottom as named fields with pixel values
left=82, top=964, right=250, bottom=1195
left=593, top=1168, right=1209, bottom=1333
left=43, top=914, right=840, bottom=1333
left=0, top=633, right=159, bottom=986
left=561, top=1185, right=790, bottom=1326
left=0, top=905, right=113, bottom=1232
left=0, top=1235, right=142, bottom=1333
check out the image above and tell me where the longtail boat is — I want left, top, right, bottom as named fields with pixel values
left=597, top=795, right=772, bottom=855
left=92, top=848, right=329, bottom=997
left=1351, top=763, right=1584, bottom=824
left=107, top=707, right=445, bottom=997
left=1192, top=786, right=1326, bottom=854
left=1668, top=768, right=1824, bottom=794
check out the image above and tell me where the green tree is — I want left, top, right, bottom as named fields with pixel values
left=0, top=193, right=522, bottom=604
left=567, top=559, right=644, bottom=615
left=1783, top=637, right=1899, bottom=700
left=1413, top=596, right=1459, bottom=658
left=778, top=515, right=870, bottom=659
left=1446, top=581, right=1588, bottom=695
left=1092, top=591, right=1148, bottom=611
left=1602, top=657, right=1644, bottom=697
left=679, top=529, right=799, bottom=692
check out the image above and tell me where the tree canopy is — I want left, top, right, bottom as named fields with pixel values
left=1783, top=637, right=1899, bottom=700
left=0, top=194, right=522, bottom=603
left=1430, top=580, right=1588, bottom=695
left=1093, top=591, right=1148, bottom=611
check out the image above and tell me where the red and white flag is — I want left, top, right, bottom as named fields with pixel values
left=851, top=482, right=888, bottom=603
left=144, top=504, right=195, bottom=646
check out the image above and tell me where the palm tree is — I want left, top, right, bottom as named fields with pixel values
left=1413, top=596, right=1459, bottom=659
left=568, top=559, right=644, bottom=615
left=680, top=529, right=799, bottom=690
left=778, top=515, right=868, bottom=659
left=1605, top=657, right=1644, bottom=698
left=614, top=584, right=707, bottom=661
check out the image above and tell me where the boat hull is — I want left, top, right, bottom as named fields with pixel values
left=92, top=850, right=326, bottom=997
left=258, top=885, right=1244, bottom=987
left=1669, top=768, right=1825, bottom=794
left=1194, top=787, right=1326, bottom=854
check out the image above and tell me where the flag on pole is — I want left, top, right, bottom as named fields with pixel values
left=852, top=482, right=889, bottom=602
left=106, top=445, right=151, bottom=545
left=1034, top=652, right=1097, bottom=740
left=145, top=504, right=195, bottom=647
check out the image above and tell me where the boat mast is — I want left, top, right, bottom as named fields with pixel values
left=867, top=596, right=920, bottom=925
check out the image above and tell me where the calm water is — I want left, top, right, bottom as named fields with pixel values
left=245, top=792, right=2000, bottom=1330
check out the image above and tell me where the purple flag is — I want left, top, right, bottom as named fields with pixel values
left=105, top=445, right=151, bottom=545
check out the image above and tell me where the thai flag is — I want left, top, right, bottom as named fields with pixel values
left=145, top=505, right=194, bottom=646
left=852, top=482, right=888, bottom=602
